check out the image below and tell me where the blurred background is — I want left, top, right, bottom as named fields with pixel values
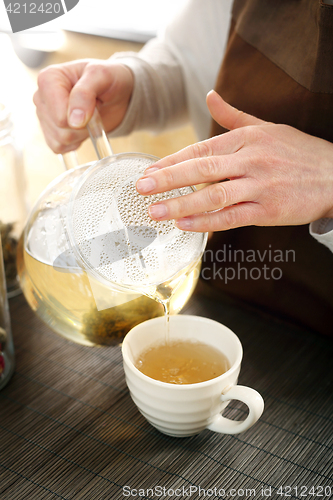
left=0, top=0, right=196, bottom=209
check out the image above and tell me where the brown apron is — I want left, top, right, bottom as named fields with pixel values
left=205, top=0, right=333, bottom=335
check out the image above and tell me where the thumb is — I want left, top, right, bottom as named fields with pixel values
left=67, top=86, right=95, bottom=130
left=67, top=63, right=112, bottom=129
left=67, top=86, right=96, bottom=129
left=206, top=90, right=265, bottom=131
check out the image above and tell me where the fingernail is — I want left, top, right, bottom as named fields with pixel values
left=136, top=177, right=156, bottom=193
left=148, top=204, right=167, bottom=219
left=69, top=109, right=85, bottom=127
left=176, top=217, right=193, bottom=230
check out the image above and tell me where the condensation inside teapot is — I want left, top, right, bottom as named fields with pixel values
left=68, top=153, right=207, bottom=292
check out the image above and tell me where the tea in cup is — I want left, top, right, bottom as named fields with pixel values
left=122, top=315, right=264, bottom=437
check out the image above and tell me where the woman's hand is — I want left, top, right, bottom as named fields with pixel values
left=136, top=90, right=333, bottom=232
left=33, top=58, right=134, bottom=154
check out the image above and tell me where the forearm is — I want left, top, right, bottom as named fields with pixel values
left=109, top=39, right=188, bottom=137
left=109, top=0, right=232, bottom=140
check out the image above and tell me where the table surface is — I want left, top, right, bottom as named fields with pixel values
left=1, top=284, right=332, bottom=500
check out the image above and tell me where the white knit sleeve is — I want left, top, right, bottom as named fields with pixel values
left=109, top=0, right=232, bottom=140
left=109, top=40, right=188, bottom=137
left=310, top=219, right=333, bottom=253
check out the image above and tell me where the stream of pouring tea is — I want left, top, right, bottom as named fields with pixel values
left=151, top=258, right=201, bottom=344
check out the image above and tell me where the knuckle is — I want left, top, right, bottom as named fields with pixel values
left=54, top=114, right=69, bottom=129
left=36, top=69, right=49, bottom=89
left=72, top=84, right=92, bottom=102
left=62, top=129, right=76, bottom=144
left=172, top=195, right=186, bottom=216
left=37, top=65, right=58, bottom=89
left=52, top=130, right=77, bottom=152
left=223, top=207, right=239, bottom=228
left=197, top=156, right=218, bottom=180
left=52, top=137, right=79, bottom=155
left=207, top=182, right=228, bottom=208
left=85, top=61, right=110, bottom=82
left=200, top=216, right=215, bottom=233
left=243, top=125, right=266, bottom=145
left=86, top=61, right=102, bottom=73
left=162, top=167, right=176, bottom=187
left=48, top=137, right=65, bottom=155
left=192, top=218, right=209, bottom=233
left=264, top=200, right=280, bottom=222
left=32, top=91, right=40, bottom=107
left=192, top=140, right=213, bottom=159
left=243, top=125, right=262, bottom=145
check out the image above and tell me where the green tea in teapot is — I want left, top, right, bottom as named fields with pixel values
left=17, top=234, right=200, bottom=347
left=17, top=160, right=200, bottom=346
left=17, top=153, right=206, bottom=347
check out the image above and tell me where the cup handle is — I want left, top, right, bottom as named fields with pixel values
left=207, top=385, right=264, bottom=435
left=60, top=108, right=113, bottom=170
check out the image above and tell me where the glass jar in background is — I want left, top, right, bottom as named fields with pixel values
left=0, top=102, right=28, bottom=297
left=0, top=232, right=15, bottom=390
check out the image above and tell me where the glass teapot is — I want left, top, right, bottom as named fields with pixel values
left=17, top=111, right=207, bottom=347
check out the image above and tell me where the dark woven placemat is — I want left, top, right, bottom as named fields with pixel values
left=1, top=286, right=332, bottom=500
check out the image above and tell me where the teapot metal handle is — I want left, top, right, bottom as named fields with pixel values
left=60, top=108, right=113, bottom=170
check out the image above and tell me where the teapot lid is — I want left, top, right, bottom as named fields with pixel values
left=67, top=152, right=207, bottom=292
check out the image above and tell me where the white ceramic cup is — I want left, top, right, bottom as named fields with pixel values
left=122, top=315, right=264, bottom=437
